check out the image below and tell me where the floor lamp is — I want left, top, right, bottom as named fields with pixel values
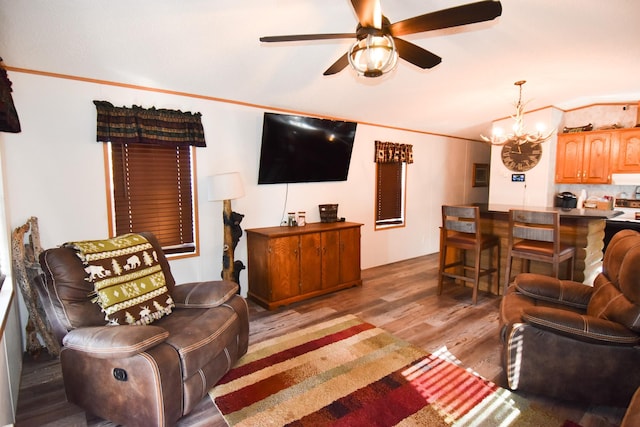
left=207, top=172, right=245, bottom=283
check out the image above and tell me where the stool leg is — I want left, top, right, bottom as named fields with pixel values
left=552, top=260, right=559, bottom=278
left=473, top=247, right=481, bottom=305
left=504, top=250, right=513, bottom=296
left=493, top=244, right=500, bottom=295
left=438, top=245, right=446, bottom=295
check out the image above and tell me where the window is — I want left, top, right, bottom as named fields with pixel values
left=107, top=142, right=198, bottom=256
left=374, top=141, right=412, bottom=230
left=375, top=161, right=406, bottom=229
left=94, top=100, right=205, bottom=257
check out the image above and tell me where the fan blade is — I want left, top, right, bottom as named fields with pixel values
left=394, top=38, right=442, bottom=69
left=350, top=0, right=377, bottom=28
left=323, top=53, right=350, bottom=76
left=260, top=33, right=355, bottom=43
left=389, top=0, right=502, bottom=36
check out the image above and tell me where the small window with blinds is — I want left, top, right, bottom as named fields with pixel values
left=375, top=161, right=406, bottom=229
left=108, top=142, right=197, bottom=256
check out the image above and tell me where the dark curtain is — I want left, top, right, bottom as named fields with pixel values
left=0, top=59, right=21, bottom=133
left=93, top=100, right=206, bottom=147
left=374, top=140, right=413, bottom=163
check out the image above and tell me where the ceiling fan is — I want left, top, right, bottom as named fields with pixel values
left=260, top=0, right=502, bottom=77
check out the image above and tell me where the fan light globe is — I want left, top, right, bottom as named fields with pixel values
left=348, top=33, right=398, bottom=78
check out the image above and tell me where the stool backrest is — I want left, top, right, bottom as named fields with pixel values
left=509, top=209, right=559, bottom=246
left=442, top=205, right=480, bottom=237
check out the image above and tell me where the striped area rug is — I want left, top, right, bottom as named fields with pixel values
left=210, top=315, right=577, bottom=426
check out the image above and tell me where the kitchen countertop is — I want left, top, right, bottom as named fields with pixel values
left=476, top=203, right=623, bottom=219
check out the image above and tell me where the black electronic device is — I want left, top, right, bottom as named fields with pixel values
left=555, top=192, right=577, bottom=209
left=511, top=173, right=525, bottom=182
left=257, top=113, right=357, bottom=184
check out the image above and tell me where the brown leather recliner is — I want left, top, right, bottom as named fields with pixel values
left=36, top=232, right=249, bottom=426
left=499, top=229, right=640, bottom=407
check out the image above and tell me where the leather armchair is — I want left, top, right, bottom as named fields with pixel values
left=36, top=232, right=249, bottom=426
left=499, top=229, right=640, bottom=407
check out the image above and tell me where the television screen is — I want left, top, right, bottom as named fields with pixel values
left=257, top=113, right=357, bottom=184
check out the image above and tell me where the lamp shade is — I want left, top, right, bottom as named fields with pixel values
left=207, top=172, right=245, bottom=201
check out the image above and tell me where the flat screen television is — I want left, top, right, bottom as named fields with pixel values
left=257, top=112, right=357, bottom=184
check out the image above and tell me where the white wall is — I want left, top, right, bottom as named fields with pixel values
left=488, top=107, right=562, bottom=207
left=3, top=70, right=489, bottom=287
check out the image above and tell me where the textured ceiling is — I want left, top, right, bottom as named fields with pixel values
left=1, top=0, right=639, bottom=140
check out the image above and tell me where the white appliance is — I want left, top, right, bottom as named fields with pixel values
left=605, top=193, right=640, bottom=250
left=609, top=194, right=640, bottom=223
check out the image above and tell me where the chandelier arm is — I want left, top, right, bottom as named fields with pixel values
left=482, top=80, right=556, bottom=146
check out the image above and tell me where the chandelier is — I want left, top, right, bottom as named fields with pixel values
left=481, top=80, right=554, bottom=146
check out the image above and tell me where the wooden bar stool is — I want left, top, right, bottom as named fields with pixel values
left=438, top=205, right=500, bottom=304
left=504, top=209, right=576, bottom=294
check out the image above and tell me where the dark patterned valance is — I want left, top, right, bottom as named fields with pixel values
left=0, top=59, right=21, bottom=133
left=93, top=100, right=206, bottom=147
left=374, top=140, right=413, bottom=163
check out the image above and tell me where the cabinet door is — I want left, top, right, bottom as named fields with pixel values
left=299, top=232, right=322, bottom=293
left=555, top=134, right=584, bottom=183
left=268, top=236, right=300, bottom=301
left=321, top=230, right=340, bottom=289
left=612, top=129, right=640, bottom=172
left=339, top=227, right=361, bottom=283
left=582, top=132, right=611, bottom=183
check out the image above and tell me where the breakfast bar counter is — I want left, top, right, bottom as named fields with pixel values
left=477, top=204, right=622, bottom=291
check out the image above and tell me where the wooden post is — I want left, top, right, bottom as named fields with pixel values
left=222, top=199, right=235, bottom=282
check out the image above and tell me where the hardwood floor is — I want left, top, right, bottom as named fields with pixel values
left=15, top=254, right=626, bottom=426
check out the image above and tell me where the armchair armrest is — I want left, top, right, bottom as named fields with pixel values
left=514, top=273, right=593, bottom=309
left=62, top=325, right=168, bottom=359
left=522, top=306, right=640, bottom=346
left=171, top=280, right=238, bottom=308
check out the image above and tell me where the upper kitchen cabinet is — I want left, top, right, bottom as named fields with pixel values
left=610, top=128, right=640, bottom=173
left=556, top=131, right=611, bottom=184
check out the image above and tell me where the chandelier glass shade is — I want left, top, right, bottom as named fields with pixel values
left=348, top=32, right=398, bottom=78
left=481, top=80, right=555, bottom=146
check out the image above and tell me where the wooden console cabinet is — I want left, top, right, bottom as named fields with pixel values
left=246, top=222, right=362, bottom=310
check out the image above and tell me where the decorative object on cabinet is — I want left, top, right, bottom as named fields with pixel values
left=472, top=163, right=489, bottom=187
left=562, top=123, right=593, bottom=133
left=319, top=204, right=339, bottom=223
left=481, top=80, right=555, bottom=146
left=246, top=222, right=362, bottom=310
left=596, top=123, right=623, bottom=130
left=208, top=172, right=245, bottom=284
